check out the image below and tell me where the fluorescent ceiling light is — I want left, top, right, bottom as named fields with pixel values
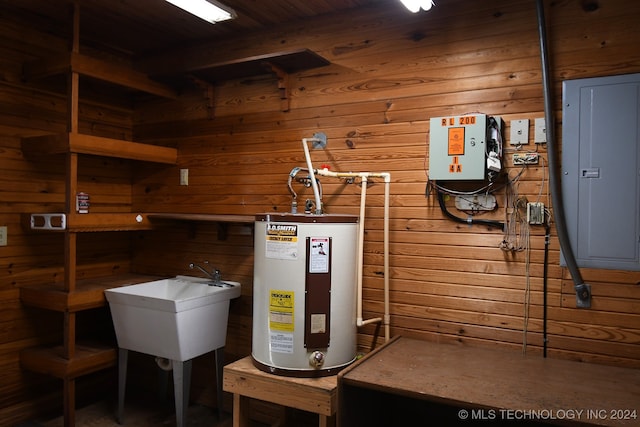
left=165, top=0, right=236, bottom=24
left=400, top=0, right=434, bottom=13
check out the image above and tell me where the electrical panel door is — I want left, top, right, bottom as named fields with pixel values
left=562, top=73, right=640, bottom=271
left=429, top=114, right=489, bottom=180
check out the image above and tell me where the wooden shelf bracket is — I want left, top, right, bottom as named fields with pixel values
left=267, top=63, right=291, bottom=112
left=188, top=75, right=216, bottom=119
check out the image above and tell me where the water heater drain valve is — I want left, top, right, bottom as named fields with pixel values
left=309, top=351, right=325, bottom=368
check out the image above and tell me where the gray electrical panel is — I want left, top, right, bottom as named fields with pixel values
left=561, top=73, right=640, bottom=271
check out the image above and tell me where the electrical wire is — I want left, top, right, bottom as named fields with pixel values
left=534, top=154, right=547, bottom=204
left=436, top=190, right=504, bottom=229
left=543, top=219, right=550, bottom=358
left=523, top=226, right=531, bottom=354
left=499, top=166, right=528, bottom=252
left=501, top=196, right=530, bottom=253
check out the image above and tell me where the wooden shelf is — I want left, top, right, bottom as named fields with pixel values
left=181, top=49, right=330, bottom=83
left=150, top=48, right=329, bottom=113
left=148, top=213, right=255, bottom=223
left=20, top=273, right=166, bottom=312
left=66, top=213, right=157, bottom=232
left=22, top=213, right=159, bottom=232
left=21, top=132, right=177, bottom=164
left=148, top=213, right=255, bottom=240
left=23, top=213, right=255, bottom=233
left=23, top=51, right=178, bottom=99
left=20, top=342, right=117, bottom=379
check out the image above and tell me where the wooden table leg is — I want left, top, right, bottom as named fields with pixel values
left=319, top=414, right=335, bottom=427
left=63, top=377, right=75, bottom=427
left=233, top=393, right=249, bottom=427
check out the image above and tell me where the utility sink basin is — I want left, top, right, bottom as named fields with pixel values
left=105, top=275, right=241, bottom=361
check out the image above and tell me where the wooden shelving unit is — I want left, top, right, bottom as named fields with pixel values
left=18, top=4, right=179, bottom=426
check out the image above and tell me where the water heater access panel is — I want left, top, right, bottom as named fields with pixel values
left=429, top=114, right=488, bottom=180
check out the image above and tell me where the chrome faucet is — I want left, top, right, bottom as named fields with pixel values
left=189, top=261, right=222, bottom=283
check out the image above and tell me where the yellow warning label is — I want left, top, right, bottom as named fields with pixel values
left=269, top=290, right=294, bottom=332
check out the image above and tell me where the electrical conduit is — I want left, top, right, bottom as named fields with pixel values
left=536, top=0, right=590, bottom=306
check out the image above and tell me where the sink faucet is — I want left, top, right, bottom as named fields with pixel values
left=189, top=262, right=222, bottom=283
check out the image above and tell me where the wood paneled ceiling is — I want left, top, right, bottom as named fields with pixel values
left=4, top=0, right=386, bottom=58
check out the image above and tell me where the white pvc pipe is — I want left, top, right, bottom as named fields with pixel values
left=382, top=172, right=391, bottom=342
left=301, top=138, right=323, bottom=214
left=356, top=175, right=370, bottom=328
left=301, top=136, right=391, bottom=339
left=315, top=168, right=391, bottom=342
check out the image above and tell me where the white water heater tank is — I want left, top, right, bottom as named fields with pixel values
left=252, top=213, right=359, bottom=377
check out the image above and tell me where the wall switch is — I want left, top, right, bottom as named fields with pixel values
left=510, top=119, right=529, bottom=145
left=534, top=118, right=547, bottom=143
left=0, top=226, right=7, bottom=246
left=180, top=169, right=189, bottom=186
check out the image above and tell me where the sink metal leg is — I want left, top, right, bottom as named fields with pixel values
left=215, top=347, right=225, bottom=419
left=172, top=359, right=192, bottom=427
left=116, top=348, right=128, bottom=424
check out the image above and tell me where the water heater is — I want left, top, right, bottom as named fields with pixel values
left=252, top=213, right=359, bottom=377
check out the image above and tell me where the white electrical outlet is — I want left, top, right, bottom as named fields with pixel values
left=534, top=118, right=547, bottom=143
left=180, top=169, right=189, bottom=186
left=510, top=119, right=529, bottom=145
left=0, top=226, right=7, bottom=246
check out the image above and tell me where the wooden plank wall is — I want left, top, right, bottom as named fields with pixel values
left=132, top=0, right=640, bottom=369
left=0, top=0, right=639, bottom=424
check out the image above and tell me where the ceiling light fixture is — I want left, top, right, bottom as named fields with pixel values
left=399, top=0, right=435, bottom=13
left=165, top=0, right=236, bottom=24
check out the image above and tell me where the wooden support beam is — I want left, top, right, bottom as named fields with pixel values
left=188, top=75, right=216, bottom=119
left=63, top=378, right=75, bottom=427
left=267, top=63, right=290, bottom=112
left=64, top=312, right=76, bottom=360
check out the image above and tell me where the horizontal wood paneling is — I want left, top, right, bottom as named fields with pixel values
left=1, top=0, right=640, bottom=424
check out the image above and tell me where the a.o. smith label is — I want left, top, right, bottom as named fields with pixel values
left=265, top=223, right=298, bottom=260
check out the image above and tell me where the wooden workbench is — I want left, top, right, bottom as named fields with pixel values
left=338, top=336, right=640, bottom=426
left=223, top=356, right=338, bottom=427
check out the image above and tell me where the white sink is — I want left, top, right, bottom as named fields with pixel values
left=105, top=275, right=241, bottom=361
